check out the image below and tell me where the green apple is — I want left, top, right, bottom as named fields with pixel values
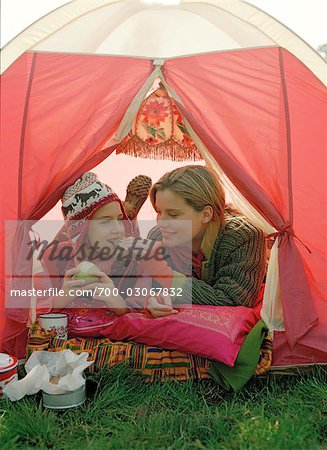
left=74, top=261, right=100, bottom=280
left=74, top=261, right=100, bottom=299
left=74, top=272, right=97, bottom=280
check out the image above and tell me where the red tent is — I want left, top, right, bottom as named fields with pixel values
left=1, top=0, right=326, bottom=368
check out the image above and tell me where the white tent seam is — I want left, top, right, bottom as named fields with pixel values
left=18, top=44, right=279, bottom=62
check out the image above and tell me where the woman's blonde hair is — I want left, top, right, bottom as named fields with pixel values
left=150, top=165, right=244, bottom=248
left=151, top=165, right=233, bottom=249
left=150, top=165, right=227, bottom=222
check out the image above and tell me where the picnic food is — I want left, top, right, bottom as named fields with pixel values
left=49, top=375, right=61, bottom=384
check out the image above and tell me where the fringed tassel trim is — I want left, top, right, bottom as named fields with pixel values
left=116, top=135, right=203, bottom=162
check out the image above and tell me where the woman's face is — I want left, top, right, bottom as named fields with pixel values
left=87, top=201, right=126, bottom=248
left=155, top=189, right=212, bottom=248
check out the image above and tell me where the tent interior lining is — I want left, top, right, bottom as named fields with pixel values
left=30, top=4, right=274, bottom=55
left=1, top=0, right=325, bottom=84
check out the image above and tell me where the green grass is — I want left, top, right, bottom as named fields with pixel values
left=1, top=364, right=326, bottom=450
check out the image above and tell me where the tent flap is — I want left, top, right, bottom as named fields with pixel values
left=162, top=47, right=326, bottom=357
left=0, top=53, right=153, bottom=356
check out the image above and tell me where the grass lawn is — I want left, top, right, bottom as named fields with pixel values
left=1, top=364, right=326, bottom=450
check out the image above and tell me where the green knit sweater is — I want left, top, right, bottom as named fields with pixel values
left=147, top=215, right=266, bottom=307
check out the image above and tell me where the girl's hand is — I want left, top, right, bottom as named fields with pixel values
left=146, top=295, right=178, bottom=318
left=62, top=267, right=87, bottom=300
left=84, top=270, right=129, bottom=315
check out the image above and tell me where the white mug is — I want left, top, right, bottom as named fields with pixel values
left=39, top=313, right=68, bottom=340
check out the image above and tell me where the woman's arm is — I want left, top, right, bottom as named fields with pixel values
left=176, top=230, right=266, bottom=307
left=142, top=222, right=266, bottom=307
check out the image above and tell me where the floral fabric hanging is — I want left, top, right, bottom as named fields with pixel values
left=116, top=84, right=203, bottom=161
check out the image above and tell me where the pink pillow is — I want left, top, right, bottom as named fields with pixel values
left=108, top=305, right=260, bottom=367
left=65, top=284, right=265, bottom=367
left=63, top=299, right=120, bottom=337
left=66, top=304, right=260, bottom=367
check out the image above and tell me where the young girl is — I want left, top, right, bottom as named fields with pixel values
left=37, top=172, right=152, bottom=316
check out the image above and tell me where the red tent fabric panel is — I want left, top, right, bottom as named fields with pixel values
left=282, top=50, right=327, bottom=303
left=273, top=296, right=327, bottom=366
left=0, top=53, right=153, bottom=355
left=1, top=53, right=35, bottom=218
left=272, top=50, right=327, bottom=362
left=5, top=52, right=153, bottom=220
left=163, top=47, right=326, bottom=360
left=164, top=47, right=290, bottom=218
left=0, top=53, right=36, bottom=345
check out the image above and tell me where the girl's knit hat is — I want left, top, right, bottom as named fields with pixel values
left=61, top=172, right=131, bottom=240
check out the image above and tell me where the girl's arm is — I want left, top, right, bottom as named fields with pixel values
left=34, top=267, right=88, bottom=311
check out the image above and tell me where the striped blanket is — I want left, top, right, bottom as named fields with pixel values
left=26, top=323, right=272, bottom=382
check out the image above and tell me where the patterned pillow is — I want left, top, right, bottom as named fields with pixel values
left=67, top=304, right=261, bottom=367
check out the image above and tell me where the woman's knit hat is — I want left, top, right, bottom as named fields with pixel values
left=61, top=172, right=131, bottom=240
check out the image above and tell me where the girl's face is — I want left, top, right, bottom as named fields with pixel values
left=87, top=202, right=126, bottom=248
left=155, top=189, right=212, bottom=248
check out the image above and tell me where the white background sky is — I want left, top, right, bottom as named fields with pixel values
left=1, top=0, right=326, bottom=48
left=1, top=0, right=325, bottom=226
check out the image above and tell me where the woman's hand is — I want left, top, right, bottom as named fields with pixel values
left=118, top=237, right=174, bottom=291
left=146, top=295, right=178, bottom=318
left=84, top=270, right=129, bottom=315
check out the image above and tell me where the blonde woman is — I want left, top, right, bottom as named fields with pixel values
left=124, top=165, right=266, bottom=318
